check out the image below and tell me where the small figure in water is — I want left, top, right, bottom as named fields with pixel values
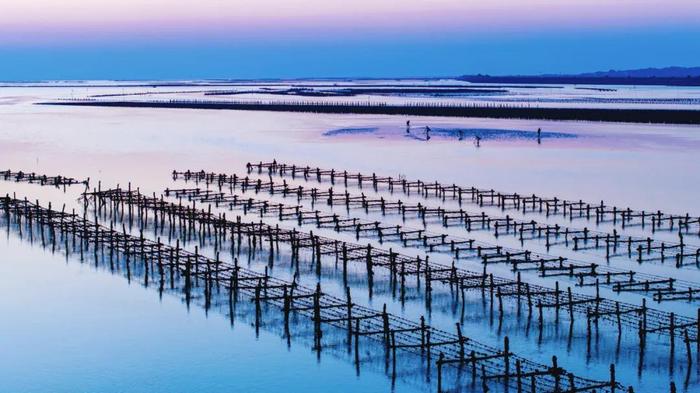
left=458, top=129, right=464, bottom=141
left=537, top=128, right=542, bottom=144
left=406, top=120, right=411, bottom=133
left=474, top=135, right=481, bottom=147
left=426, top=126, right=431, bottom=141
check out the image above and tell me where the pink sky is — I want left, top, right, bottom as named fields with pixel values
left=2, top=0, right=700, bottom=44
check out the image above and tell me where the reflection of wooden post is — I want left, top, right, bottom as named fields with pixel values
left=609, top=363, right=616, bottom=392
left=346, top=287, right=353, bottom=343
left=420, top=316, right=426, bottom=353
left=503, top=336, right=510, bottom=386
left=354, top=318, right=360, bottom=369
left=391, top=330, right=396, bottom=380
left=669, top=313, right=675, bottom=355
left=382, top=303, right=390, bottom=349
left=254, top=279, right=261, bottom=329
left=684, top=329, right=692, bottom=365
left=437, top=352, right=444, bottom=393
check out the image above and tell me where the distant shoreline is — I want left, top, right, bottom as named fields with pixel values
left=40, top=100, right=700, bottom=125
left=458, top=75, right=700, bottom=87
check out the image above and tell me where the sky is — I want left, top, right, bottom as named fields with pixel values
left=0, top=0, right=699, bottom=80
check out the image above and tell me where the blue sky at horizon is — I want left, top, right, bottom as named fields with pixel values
left=1, top=0, right=699, bottom=80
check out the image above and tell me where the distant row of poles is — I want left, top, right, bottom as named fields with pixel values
left=405, top=120, right=543, bottom=146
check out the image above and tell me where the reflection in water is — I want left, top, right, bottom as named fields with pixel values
left=2, top=184, right=699, bottom=392
left=1, top=210, right=445, bottom=393
left=2, top=82, right=700, bottom=392
left=2, top=197, right=647, bottom=393
left=91, top=195, right=699, bottom=393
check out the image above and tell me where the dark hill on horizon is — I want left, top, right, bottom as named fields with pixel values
left=459, top=66, right=700, bottom=86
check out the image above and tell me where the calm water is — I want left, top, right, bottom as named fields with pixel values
left=1, top=82, right=699, bottom=392
left=0, top=233, right=421, bottom=393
